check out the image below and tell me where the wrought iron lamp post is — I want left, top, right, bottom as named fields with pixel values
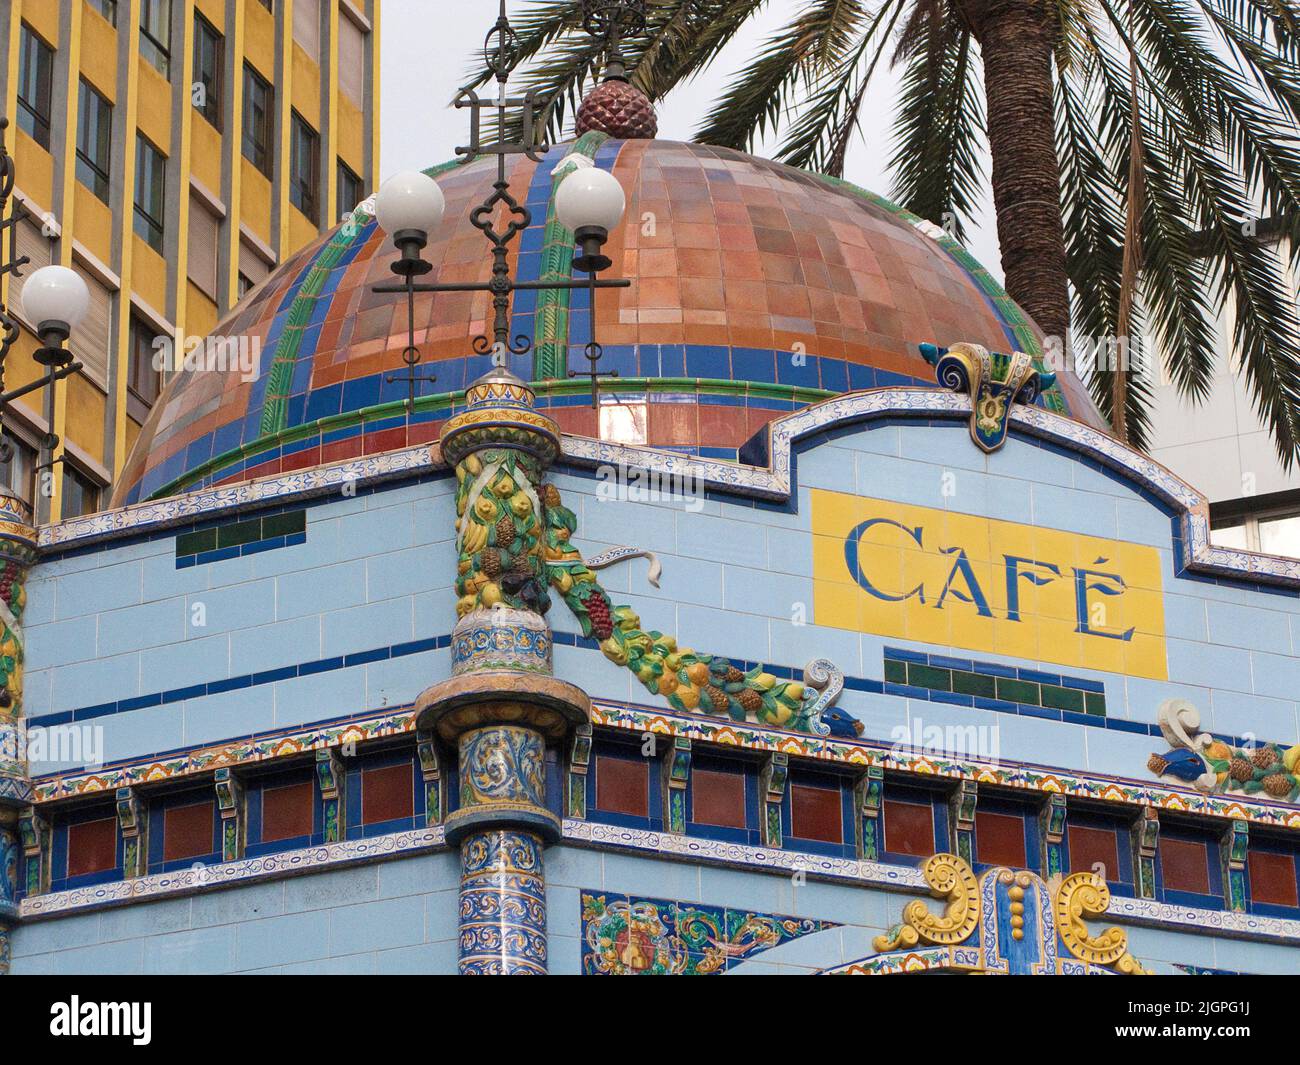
left=0, top=117, right=90, bottom=507
left=388, top=0, right=654, bottom=975
left=369, top=0, right=631, bottom=409
left=0, top=115, right=87, bottom=971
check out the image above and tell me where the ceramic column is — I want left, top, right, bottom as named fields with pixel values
left=417, top=370, right=588, bottom=974
left=0, top=488, right=37, bottom=974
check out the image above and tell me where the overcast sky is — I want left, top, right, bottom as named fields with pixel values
left=378, top=0, right=1005, bottom=279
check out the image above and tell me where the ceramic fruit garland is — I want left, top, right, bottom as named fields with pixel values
left=539, top=482, right=817, bottom=730
left=455, top=449, right=550, bottom=617
left=0, top=558, right=24, bottom=714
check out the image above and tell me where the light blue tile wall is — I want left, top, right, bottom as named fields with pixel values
left=11, top=837, right=1296, bottom=973
left=10, top=850, right=463, bottom=975
left=24, top=481, right=460, bottom=771
left=21, top=419, right=1300, bottom=792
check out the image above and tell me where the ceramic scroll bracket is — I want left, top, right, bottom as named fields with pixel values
left=919, top=341, right=1056, bottom=453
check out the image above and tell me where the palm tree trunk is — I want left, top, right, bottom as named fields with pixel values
left=964, top=0, right=1071, bottom=348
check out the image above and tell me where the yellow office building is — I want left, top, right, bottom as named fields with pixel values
left=0, top=0, right=380, bottom=520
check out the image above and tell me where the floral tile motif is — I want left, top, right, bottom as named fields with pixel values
left=580, top=890, right=832, bottom=974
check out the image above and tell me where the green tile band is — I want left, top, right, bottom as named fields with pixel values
left=176, top=510, right=306, bottom=561
left=889, top=653, right=1106, bottom=718
left=533, top=131, right=609, bottom=381
left=258, top=158, right=469, bottom=436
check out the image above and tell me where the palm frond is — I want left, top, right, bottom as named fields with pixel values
left=693, top=0, right=872, bottom=150
left=1098, top=0, right=1300, bottom=466
left=773, top=0, right=913, bottom=174
left=887, top=13, right=985, bottom=244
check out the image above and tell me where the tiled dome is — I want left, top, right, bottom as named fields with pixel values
left=113, top=137, right=1106, bottom=506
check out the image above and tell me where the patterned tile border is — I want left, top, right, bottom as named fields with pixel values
left=31, top=709, right=418, bottom=801
left=20, top=811, right=1300, bottom=951
left=30, top=692, right=1300, bottom=834
left=588, top=703, right=1300, bottom=830
left=38, top=389, right=1300, bottom=592
left=42, top=444, right=439, bottom=551
left=19, top=826, right=445, bottom=920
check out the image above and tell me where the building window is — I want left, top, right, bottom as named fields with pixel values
left=689, top=763, right=748, bottom=832
left=256, top=779, right=315, bottom=846
left=237, top=241, right=271, bottom=301
left=1212, top=504, right=1300, bottom=559
left=53, top=807, right=121, bottom=892
left=134, top=135, right=166, bottom=253
left=192, top=13, right=223, bottom=129
left=1159, top=834, right=1214, bottom=898
left=337, top=160, right=363, bottom=219
left=594, top=752, right=650, bottom=820
left=61, top=463, right=102, bottom=519
left=883, top=797, right=937, bottom=858
left=128, top=315, right=163, bottom=422
left=974, top=808, right=1031, bottom=869
left=187, top=193, right=220, bottom=300
left=289, top=111, right=320, bottom=223
left=338, top=11, right=366, bottom=105
left=158, top=798, right=217, bottom=866
left=17, top=24, right=54, bottom=150
left=87, top=0, right=118, bottom=26
left=292, top=0, right=321, bottom=60
left=1067, top=822, right=1122, bottom=881
left=360, top=762, right=415, bottom=828
left=0, top=432, right=38, bottom=506
left=76, top=80, right=113, bottom=203
left=790, top=781, right=844, bottom=844
left=139, top=0, right=171, bottom=77
left=7, top=220, right=52, bottom=331
left=69, top=265, right=112, bottom=386
left=1248, top=847, right=1299, bottom=909
left=241, top=64, right=274, bottom=177
left=66, top=816, right=118, bottom=879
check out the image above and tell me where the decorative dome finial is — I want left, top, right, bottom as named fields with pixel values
left=576, top=0, right=657, bottom=139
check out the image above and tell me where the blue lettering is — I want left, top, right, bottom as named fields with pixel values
left=844, top=518, right=926, bottom=603
left=935, top=547, right=994, bottom=617
left=1004, top=556, right=1062, bottom=622
left=1074, top=558, right=1135, bottom=641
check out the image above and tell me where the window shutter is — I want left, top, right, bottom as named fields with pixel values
left=8, top=218, right=54, bottom=320
left=293, top=0, right=321, bottom=60
left=70, top=266, right=112, bottom=388
left=238, top=240, right=271, bottom=288
left=338, top=15, right=365, bottom=105
left=187, top=194, right=220, bottom=299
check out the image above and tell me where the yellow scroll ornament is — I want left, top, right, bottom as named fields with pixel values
left=1055, top=871, right=1148, bottom=974
left=873, top=852, right=980, bottom=951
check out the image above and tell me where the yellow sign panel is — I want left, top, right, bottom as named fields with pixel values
left=811, top=489, right=1168, bottom=680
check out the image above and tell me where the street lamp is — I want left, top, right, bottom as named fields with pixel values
left=369, top=0, right=632, bottom=409
left=20, top=265, right=89, bottom=366
left=0, top=117, right=88, bottom=486
left=375, top=170, right=446, bottom=277
left=555, top=166, right=625, bottom=273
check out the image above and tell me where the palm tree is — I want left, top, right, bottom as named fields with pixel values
left=485, top=0, right=1300, bottom=460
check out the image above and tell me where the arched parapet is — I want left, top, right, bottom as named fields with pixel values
left=37, top=384, right=1300, bottom=596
